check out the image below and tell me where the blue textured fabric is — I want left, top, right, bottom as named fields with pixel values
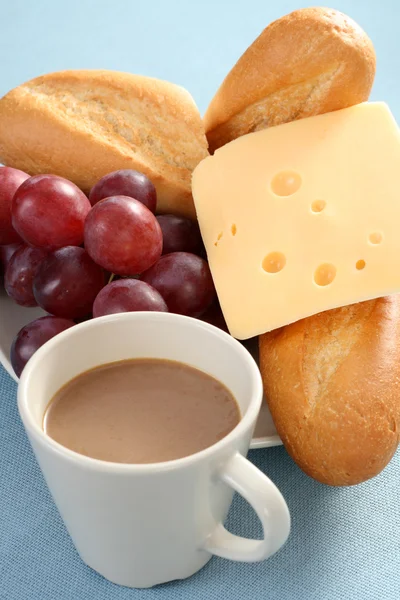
left=1, top=365, right=399, bottom=599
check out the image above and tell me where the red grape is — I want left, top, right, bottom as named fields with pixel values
left=89, top=169, right=157, bottom=212
left=93, top=279, right=168, bottom=317
left=0, top=166, right=30, bottom=244
left=5, top=246, right=48, bottom=306
left=156, top=214, right=204, bottom=255
left=11, top=316, right=75, bottom=377
left=84, top=196, right=162, bottom=276
left=12, top=174, right=91, bottom=250
left=141, top=252, right=215, bottom=317
left=33, top=246, right=105, bottom=319
left=0, top=242, right=23, bottom=275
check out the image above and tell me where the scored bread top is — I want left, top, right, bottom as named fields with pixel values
left=0, top=70, right=209, bottom=218
left=259, top=297, right=400, bottom=486
left=204, top=7, right=376, bottom=152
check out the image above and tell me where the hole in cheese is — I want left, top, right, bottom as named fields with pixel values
left=356, top=260, right=366, bottom=270
left=262, top=252, right=286, bottom=273
left=214, top=232, right=223, bottom=247
left=231, top=224, right=237, bottom=236
left=270, top=171, right=302, bottom=196
left=314, top=263, right=336, bottom=286
left=311, top=200, right=326, bottom=213
left=369, top=232, right=383, bottom=245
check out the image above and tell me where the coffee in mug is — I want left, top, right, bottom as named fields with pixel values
left=43, top=358, right=240, bottom=463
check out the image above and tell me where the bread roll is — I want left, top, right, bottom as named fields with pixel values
left=259, top=298, right=400, bottom=486
left=0, top=70, right=209, bottom=219
left=204, top=7, right=376, bottom=152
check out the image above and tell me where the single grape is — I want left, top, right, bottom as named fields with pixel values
left=5, top=246, right=48, bottom=306
left=84, top=196, right=162, bottom=276
left=156, top=214, right=204, bottom=255
left=0, top=242, right=23, bottom=276
left=12, top=174, right=91, bottom=250
left=93, top=279, right=168, bottom=317
left=0, top=166, right=30, bottom=244
left=11, top=316, right=75, bottom=377
left=141, top=252, right=215, bottom=317
left=33, top=246, right=105, bottom=319
left=89, top=169, right=157, bottom=212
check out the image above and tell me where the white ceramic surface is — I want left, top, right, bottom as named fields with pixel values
left=18, top=312, right=290, bottom=588
left=0, top=286, right=282, bottom=449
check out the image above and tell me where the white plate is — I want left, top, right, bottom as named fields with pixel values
left=0, top=286, right=282, bottom=449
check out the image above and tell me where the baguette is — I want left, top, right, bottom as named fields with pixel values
left=0, top=70, right=209, bottom=219
left=259, top=298, right=400, bottom=486
left=204, top=7, right=376, bottom=152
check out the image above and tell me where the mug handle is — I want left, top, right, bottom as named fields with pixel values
left=204, top=452, right=290, bottom=562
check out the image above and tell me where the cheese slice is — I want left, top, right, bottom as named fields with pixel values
left=192, top=102, right=400, bottom=339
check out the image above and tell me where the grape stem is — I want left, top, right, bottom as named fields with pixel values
left=108, top=273, right=115, bottom=284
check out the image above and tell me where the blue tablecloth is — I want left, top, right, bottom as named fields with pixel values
left=1, top=0, right=400, bottom=597
left=1, top=365, right=399, bottom=599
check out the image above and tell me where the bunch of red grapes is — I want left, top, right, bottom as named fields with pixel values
left=0, top=167, right=226, bottom=377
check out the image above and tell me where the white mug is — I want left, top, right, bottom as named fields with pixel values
left=18, top=312, right=290, bottom=588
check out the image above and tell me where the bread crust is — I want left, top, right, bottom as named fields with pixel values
left=259, top=298, right=400, bottom=486
left=204, top=7, right=376, bottom=152
left=0, top=70, right=209, bottom=219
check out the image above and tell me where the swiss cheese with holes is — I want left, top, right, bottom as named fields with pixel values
left=192, top=102, right=400, bottom=339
